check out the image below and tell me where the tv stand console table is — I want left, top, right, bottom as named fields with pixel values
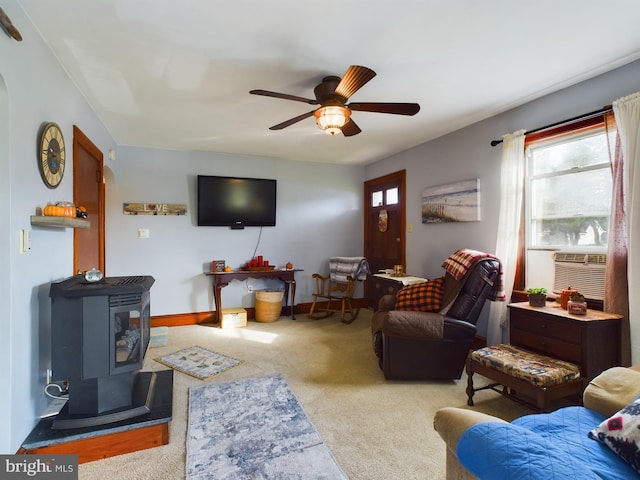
left=206, top=269, right=301, bottom=320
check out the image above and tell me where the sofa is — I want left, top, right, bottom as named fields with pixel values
left=433, top=366, right=640, bottom=479
left=371, top=253, right=501, bottom=380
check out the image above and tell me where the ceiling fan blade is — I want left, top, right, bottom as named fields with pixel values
left=334, top=66, right=376, bottom=100
left=268, top=110, right=316, bottom=130
left=250, top=89, right=318, bottom=105
left=348, top=102, right=420, bottom=116
left=341, top=118, right=362, bottom=137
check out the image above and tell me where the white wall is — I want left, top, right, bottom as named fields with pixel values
left=0, top=71, right=11, bottom=455
left=105, top=147, right=365, bottom=315
left=1, top=3, right=116, bottom=453
left=365, top=59, right=640, bottom=342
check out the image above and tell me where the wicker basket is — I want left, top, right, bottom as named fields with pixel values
left=255, top=290, right=284, bottom=322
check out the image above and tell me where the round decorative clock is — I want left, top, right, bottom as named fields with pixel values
left=38, top=122, right=66, bottom=188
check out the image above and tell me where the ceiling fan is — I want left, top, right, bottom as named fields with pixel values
left=250, top=65, right=420, bottom=137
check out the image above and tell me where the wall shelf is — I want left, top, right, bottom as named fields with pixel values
left=30, top=216, right=90, bottom=229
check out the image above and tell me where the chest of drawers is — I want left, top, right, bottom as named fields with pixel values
left=508, top=302, right=622, bottom=382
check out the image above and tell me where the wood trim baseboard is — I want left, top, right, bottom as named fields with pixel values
left=150, top=298, right=370, bottom=327
left=150, top=311, right=216, bottom=327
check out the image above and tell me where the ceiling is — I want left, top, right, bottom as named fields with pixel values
left=16, top=0, right=640, bottom=165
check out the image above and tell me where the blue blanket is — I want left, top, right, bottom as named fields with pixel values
left=457, top=406, right=638, bottom=479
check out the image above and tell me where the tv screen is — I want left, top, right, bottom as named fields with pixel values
left=197, top=175, right=277, bottom=228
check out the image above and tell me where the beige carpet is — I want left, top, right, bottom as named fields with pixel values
left=78, top=309, right=530, bottom=479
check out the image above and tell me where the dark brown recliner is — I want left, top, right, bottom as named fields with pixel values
left=371, top=258, right=501, bottom=380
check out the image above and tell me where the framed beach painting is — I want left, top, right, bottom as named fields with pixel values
left=421, top=178, right=480, bottom=223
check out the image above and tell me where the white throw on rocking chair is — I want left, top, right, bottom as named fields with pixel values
left=308, top=257, right=370, bottom=324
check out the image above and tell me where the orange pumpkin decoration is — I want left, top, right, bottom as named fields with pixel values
left=43, top=204, right=76, bottom=217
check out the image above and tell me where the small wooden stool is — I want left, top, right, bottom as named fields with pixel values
left=466, top=344, right=584, bottom=412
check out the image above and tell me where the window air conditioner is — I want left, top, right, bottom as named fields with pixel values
left=553, top=252, right=606, bottom=301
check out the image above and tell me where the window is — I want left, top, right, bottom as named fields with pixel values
left=521, top=117, right=612, bottom=297
left=526, top=128, right=611, bottom=248
left=371, top=187, right=398, bottom=207
left=386, top=187, right=399, bottom=205
left=372, top=190, right=383, bottom=207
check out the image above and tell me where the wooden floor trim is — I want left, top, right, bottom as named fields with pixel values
left=150, top=299, right=369, bottom=327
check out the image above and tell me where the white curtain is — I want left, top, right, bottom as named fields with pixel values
left=612, top=92, right=640, bottom=364
left=487, top=129, right=526, bottom=346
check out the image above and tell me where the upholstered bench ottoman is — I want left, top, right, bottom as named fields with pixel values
left=466, top=344, right=584, bottom=412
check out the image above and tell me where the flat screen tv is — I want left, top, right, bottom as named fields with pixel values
left=197, top=175, right=277, bottom=228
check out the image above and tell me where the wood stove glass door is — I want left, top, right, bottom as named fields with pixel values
left=110, top=305, right=144, bottom=375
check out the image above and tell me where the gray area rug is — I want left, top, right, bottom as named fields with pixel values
left=187, top=373, right=348, bottom=479
left=155, top=345, right=243, bottom=380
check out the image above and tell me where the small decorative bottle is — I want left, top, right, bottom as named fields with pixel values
left=567, top=292, right=587, bottom=315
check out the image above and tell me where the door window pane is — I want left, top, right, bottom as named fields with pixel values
left=372, top=190, right=383, bottom=207
left=386, top=187, right=398, bottom=205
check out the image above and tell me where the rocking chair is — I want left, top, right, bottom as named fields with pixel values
left=308, top=257, right=370, bottom=324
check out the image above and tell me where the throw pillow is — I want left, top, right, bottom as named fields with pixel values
left=394, top=276, right=444, bottom=312
left=588, top=397, right=640, bottom=473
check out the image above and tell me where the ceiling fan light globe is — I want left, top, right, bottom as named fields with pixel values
left=314, top=105, right=350, bottom=135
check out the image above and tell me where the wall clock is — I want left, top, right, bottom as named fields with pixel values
left=38, top=122, right=65, bottom=188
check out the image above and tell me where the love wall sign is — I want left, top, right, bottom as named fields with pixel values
left=123, top=203, right=187, bottom=215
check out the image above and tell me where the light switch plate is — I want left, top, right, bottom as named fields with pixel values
left=20, top=229, right=31, bottom=253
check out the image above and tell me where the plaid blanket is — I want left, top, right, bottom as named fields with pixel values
left=329, top=257, right=370, bottom=284
left=441, top=249, right=505, bottom=301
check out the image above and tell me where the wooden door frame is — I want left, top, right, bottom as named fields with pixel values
left=364, top=169, right=407, bottom=271
left=73, top=125, right=105, bottom=274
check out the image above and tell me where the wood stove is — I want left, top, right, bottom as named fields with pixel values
left=49, top=275, right=159, bottom=429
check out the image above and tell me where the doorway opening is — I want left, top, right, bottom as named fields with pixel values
left=73, top=126, right=105, bottom=274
